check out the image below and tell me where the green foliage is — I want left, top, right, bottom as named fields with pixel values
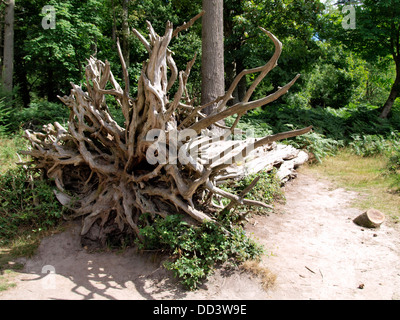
left=349, top=132, right=400, bottom=157
left=387, top=149, right=400, bottom=174
left=290, top=132, right=343, bottom=163
left=236, top=169, right=283, bottom=204
left=235, top=101, right=400, bottom=162
left=224, top=0, right=325, bottom=102
left=220, top=169, right=284, bottom=217
left=0, top=167, right=64, bottom=244
left=16, top=0, right=104, bottom=101
left=137, top=169, right=285, bottom=290
left=297, top=43, right=368, bottom=109
left=0, top=134, right=28, bottom=173
left=10, top=101, right=69, bottom=132
left=0, top=98, right=11, bottom=136
left=387, top=149, right=400, bottom=191
left=137, top=214, right=264, bottom=290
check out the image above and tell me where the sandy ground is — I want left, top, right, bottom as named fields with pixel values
left=1, top=170, right=399, bottom=300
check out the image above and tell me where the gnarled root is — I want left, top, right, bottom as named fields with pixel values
left=22, top=16, right=311, bottom=248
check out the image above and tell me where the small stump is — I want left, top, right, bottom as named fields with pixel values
left=353, top=208, right=385, bottom=228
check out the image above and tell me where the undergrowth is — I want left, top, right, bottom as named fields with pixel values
left=136, top=169, right=285, bottom=290
left=228, top=102, right=400, bottom=163
left=0, top=98, right=11, bottom=136
left=137, top=214, right=264, bottom=290
left=219, top=169, right=284, bottom=218
left=387, top=148, right=400, bottom=191
left=0, top=167, right=64, bottom=245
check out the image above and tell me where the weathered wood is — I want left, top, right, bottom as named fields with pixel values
left=22, top=17, right=311, bottom=247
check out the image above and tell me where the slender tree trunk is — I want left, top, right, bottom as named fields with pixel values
left=122, top=0, right=130, bottom=68
left=0, top=6, right=4, bottom=73
left=111, top=0, right=117, bottom=48
left=236, top=59, right=247, bottom=102
left=380, top=60, right=400, bottom=118
left=17, top=63, right=31, bottom=107
left=2, top=0, right=14, bottom=93
left=201, top=0, right=224, bottom=115
left=46, top=48, right=57, bottom=102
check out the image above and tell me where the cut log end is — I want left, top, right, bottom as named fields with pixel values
left=353, top=208, right=385, bottom=228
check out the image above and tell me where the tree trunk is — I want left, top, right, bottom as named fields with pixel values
left=22, top=16, right=310, bottom=248
left=15, top=62, right=31, bottom=107
left=111, top=0, right=117, bottom=48
left=201, top=0, right=224, bottom=115
left=380, top=63, right=399, bottom=118
left=235, top=59, right=247, bottom=102
left=122, top=0, right=130, bottom=68
left=0, top=5, right=4, bottom=73
left=2, top=0, right=14, bottom=93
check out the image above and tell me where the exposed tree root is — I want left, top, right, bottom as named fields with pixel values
left=22, top=15, right=311, bottom=247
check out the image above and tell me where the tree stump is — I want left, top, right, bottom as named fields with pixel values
left=353, top=208, right=385, bottom=228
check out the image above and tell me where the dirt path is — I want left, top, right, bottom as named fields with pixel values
left=1, top=170, right=400, bottom=300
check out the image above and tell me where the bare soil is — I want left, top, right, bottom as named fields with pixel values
left=1, top=170, right=399, bottom=300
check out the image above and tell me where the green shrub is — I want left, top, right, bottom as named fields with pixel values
left=9, top=101, right=69, bottom=132
left=137, top=170, right=286, bottom=290
left=288, top=131, right=344, bottom=163
left=137, top=214, right=264, bottom=290
left=388, top=149, right=400, bottom=173
left=233, top=102, right=399, bottom=163
left=0, top=133, right=29, bottom=173
left=0, top=167, right=64, bottom=244
left=0, top=98, right=11, bottom=136
left=349, top=132, right=400, bottom=157
left=387, top=148, right=400, bottom=191
left=219, top=169, right=284, bottom=217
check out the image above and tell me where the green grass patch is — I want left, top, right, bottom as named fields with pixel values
left=307, top=149, right=400, bottom=221
left=0, top=134, right=29, bottom=174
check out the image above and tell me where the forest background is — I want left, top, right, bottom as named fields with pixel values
left=0, top=0, right=399, bottom=290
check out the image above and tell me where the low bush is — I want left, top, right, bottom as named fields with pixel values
left=349, top=131, right=400, bottom=157
left=219, top=169, right=284, bottom=218
left=0, top=98, right=11, bottom=136
left=0, top=167, right=64, bottom=244
left=137, top=169, right=286, bottom=290
left=230, top=103, right=399, bottom=162
left=7, top=101, right=69, bottom=133
left=387, top=148, right=400, bottom=191
left=137, top=214, right=264, bottom=290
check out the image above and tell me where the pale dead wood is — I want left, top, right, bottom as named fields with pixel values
left=22, top=17, right=311, bottom=247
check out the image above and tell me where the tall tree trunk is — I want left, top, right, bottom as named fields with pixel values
left=122, top=0, right=130, bottom=68
left=16, top=63, right=31, bottom=107
left=111, top=0, right=117, bottom=48
left=201, top=0, right=224, bottom=115
left=2, top=0, right=14, bottom=93
left=235, top=59, right=247, bottom=102
left=0, top=6, right=4, bottom=73
left=380, top=59, right=400, bottom=118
